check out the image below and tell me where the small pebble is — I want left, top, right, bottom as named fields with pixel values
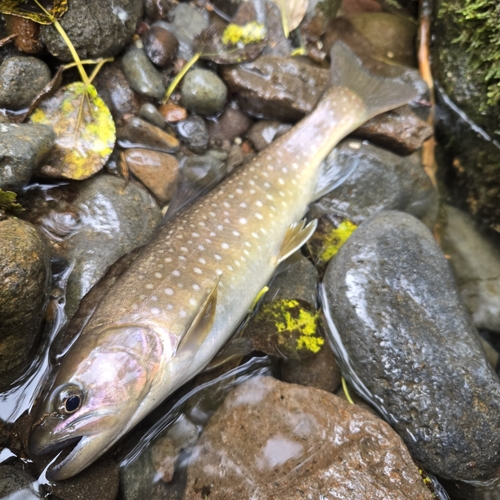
left=117, top=117, right=179, bottom=153
left=159, top=102, right=188, bottom=123
left=122, top=47, right=166, bottom=100
left=181, top=69, right=228, bottom=116
left=142, top=25, right=179, bottom=68
left=176, top=115, right=209, bottom=154
left=208, top=102, right=253, bottom=144
left=138, top=103, right=166, bottom=129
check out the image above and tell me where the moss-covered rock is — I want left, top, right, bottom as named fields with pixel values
left=433, top=0, right=500, bottom=226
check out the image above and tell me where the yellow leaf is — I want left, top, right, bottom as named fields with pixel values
left=30, top=82, right=116, bottom=180
left=0, top=0, right=68, bottom=25
left=270, top=0, right=309, bottom=37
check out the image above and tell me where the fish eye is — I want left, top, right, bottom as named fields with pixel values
left=55, top=383, right=84, bottom=415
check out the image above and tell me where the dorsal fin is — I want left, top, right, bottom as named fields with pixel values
left=277, top=219, right=318, bottom=264
left=176, top=278, right=220, bottom=355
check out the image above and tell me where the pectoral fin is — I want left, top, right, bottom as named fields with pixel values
left=176, top=278, right=219, bottom=355
left=204, top=337, right=255, bottom=371
left=277, top=219, right=318, bottom=264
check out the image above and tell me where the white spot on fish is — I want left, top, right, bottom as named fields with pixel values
left=282, top=167, right=288, bottom=173
left=244, top=241, right=251, bottom=247
left=192, top=232, right=200, bottom=238
left=151, top=307, right=160, bottom=315
left=189, top=298, right=197, bottom=306
left=236, top=188, right=243, bottom=194
left=215, top=254, right=222, bottom=260
left=264, top=182, right=271, bottom=188
left=216, top=269, right=223, bottom=276
left=221, top=242, right=230, bottom=249
left=243, top=249, right=250, bottom=256
left=223, top=202, right=230, bottom=208
left=172, top=270, right=181, bottom=277
left=256, top=200, right=263, bottom=207
left=194, top=267, right=203, bottom=274
left=266, top=155, right=272, bottom=160
left=240, top=202, right=247, bottom=208
left=177, top=234, right=183, bottom=239
left=179, top=256, right=186, bottom=261
left=209, top=211, right=216, bottom=217
left=233, top=230, right=240, bottom=236
left=217, top=225, right=224, bottom=231
left=252, top=232, right=259, bottom=238
left=199, top=257, right=206, bottom=265
left=255, top=213, right=263, bottom=220
left=155, top=272, right=162, bottom=279
left=167, top=304, right=173, bottom=310
left=227, top=265, right=234, bottom=271
left=139, top=294, right=146, bottom=300
left=292, top=163, right=298, bottom=170
left=198, top=244, right=205, bottom=251
left=239, top=218, right=247, bottom=225
left=267, top=165, right=274, bottom=171
left=165, top=288, right=174, bottom=295
left=199, top=221, right=206, bottom=227
left=179, top=310, right=187, bottom=318
left=145, top=283, right=154, bottom=290
left=279, top=191, right=285, bottom=197
left=278, top=178, right=285, bottom=185
left=192, top=284, right=200, bottom=291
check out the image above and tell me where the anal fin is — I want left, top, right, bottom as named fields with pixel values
left=277, top=219, right=317, bottom=264
left=176, top=278, right=219, bottom=355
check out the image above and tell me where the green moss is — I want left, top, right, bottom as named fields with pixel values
left=438, top=0, right=500, bottom=107
left=0, top=189, right=23, bottom=215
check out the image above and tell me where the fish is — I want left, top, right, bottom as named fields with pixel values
left=29, top=42, right=417, bottom=480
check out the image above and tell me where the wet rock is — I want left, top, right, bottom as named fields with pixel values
left=25, top=175, right=162, bottom=320
left=0, top=217, right=50, bottom=388
left=124, top=148, right=179, bottom=203
left=0, top=123, right=56, bottom=192
left=0, top=56, right=51, bottom=110
left=153, top=4, right=209, bottom=61
left=267, top=253, right=319, bottom=306
left=117, top=117, right=179, bottom=153
left=308, top=139, right=438, bottom=228
left=354, top=105, right=433, bottom=155
left=207, top=102, right=253, bottom=145
left=0, top=465, right=40, bottom=498
left=245, top=120, right=292, bottom=151
left=181, top=69, right=228, bottom=117
left=184, top=376, right=434, bottom=500
left=222, top=55, right=329, bottom=121
left=441, top=205, right=500, bottom=333
left=176, top=115, right=209, bottom=154
left=50, top=458, right=119, bottom=500
left=159, top=102, right=188, bottom=123
left=142, top=25, right=179, bottom=68
left=182, top=154, right=226, bottom=187
left=40, top=0, right=142, bottom=62
left=322, top=210, right=500, bottom=480
left=138, top=102, right=166, bottom=129
left=350, top=13, right=417, bottom=67
left=94, top=63, right=140, bottom=123
left=122, top=47, right=166, bottom=100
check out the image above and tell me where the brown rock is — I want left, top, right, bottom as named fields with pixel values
left=159, top=102, right=188, bottom=123
left=184, top=376, right=434, bottom=500
left=4, top=16, right=42, bottom=54
left=142, top=25, right=179, bottom=68
left=245, top=120, right=292, bottom=151
left=354, top=105, right=433, bottom=155
left=124, top=148, right=179, bottom=203
left=207, top=103, right=253, bottom=144
left=221, top=55, right=329, bottom=121
left=117, top=117, right=180, bottom=153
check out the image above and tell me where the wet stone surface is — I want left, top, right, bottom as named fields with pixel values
left=181, top=69, right=228, bottom=117
left=138, top=102, right=166, bottom=130
left=0, top=56, right=51, bottom=110
left=122, top=47, right=166, bottom=100
left=142, top=25, right=179, bottom=68
left=117, top=117, right=179, bottom=153
left=308, top=139, right=438, bottom=228
left=322, top=211, right=500, bottom=480
left=0, top=123, right=56, bottom=192
left=23, top=175, right=162, bottom=320
left=176, top=115, right=209, bottom=154
left=94, top=63, right=140, bottom=123
left=40, top=0, right=142, bottom=62
left=184, top=376, right=433, bottom=500
left=0, top=217, right=51, bottom=390
left=441, top=205, right=500, bottom=334
left=0, top=465, right=39, bottom=498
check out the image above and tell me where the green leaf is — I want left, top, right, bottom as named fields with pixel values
left=0, top=189, right=24, bottom=214
left=29, top=82, right=116, bottom=180
left=0, top=0, right=68, bottom=25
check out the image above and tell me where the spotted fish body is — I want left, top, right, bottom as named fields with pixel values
left=29, top=43, right=417, bottom=480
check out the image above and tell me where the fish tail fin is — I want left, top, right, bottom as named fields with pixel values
left=329, top=41, right=418, bottom=119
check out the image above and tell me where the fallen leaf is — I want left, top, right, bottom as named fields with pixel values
left=0, top=0, right=67, bottom=25
left=194, top=24, right=266, bottom=64
left=29, top=82, right=116, bottom=180
left=270, top=0, right=308, bottom=36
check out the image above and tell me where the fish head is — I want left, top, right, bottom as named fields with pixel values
left=29, top=323, right=163, bottom=480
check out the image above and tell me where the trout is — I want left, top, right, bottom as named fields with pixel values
left=29, top=42, right=417, bottom=480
